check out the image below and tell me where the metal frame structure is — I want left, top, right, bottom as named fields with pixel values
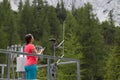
left=0, top=49, right=80, bottom=80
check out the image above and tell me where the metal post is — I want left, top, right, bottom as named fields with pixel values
left=49, top=38, right=57, bottom=80
left=62, top=21, right=65, bottom=57
left=7, top=53, right=11, bottom=80
left=77, top=61, right=80, bottom=80
left=47, top=58, right=51, bottom=80
left=53, top=42, right=56, bottom=62
left=1, top=66, right=5, bottom=78
left=51, top=63, right=57, bottom=80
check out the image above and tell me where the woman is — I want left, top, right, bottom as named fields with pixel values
left=24, top=34, right=44, bottom=79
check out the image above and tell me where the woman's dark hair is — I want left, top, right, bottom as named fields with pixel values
left=25, top=34, right=33, bottom=44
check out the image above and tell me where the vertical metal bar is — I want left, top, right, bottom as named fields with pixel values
left=51, top=63, right=56, bottom=80
left=1, top=66, right=2, bottom=78
left=17, top=72, right=19, bottom=79
left=62, top=21, right=65, bottom=57
left=77, top=61, right=80, bottom=80
left=47, top=58, right=51, bottom=80
left=1, top=66, right=5, bottom=78
left=53, top=43, right=56, bottom=62
left=12, top=58, right=15, bottom=79
left=7, top=53, right=11, bottom=80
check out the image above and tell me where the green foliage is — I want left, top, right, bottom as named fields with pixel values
left=0, top=27, right=8, bottom=48
left=37, top=68, right=47, bottom=79
left=101, top=21, right=115, bottom=45
left=57, top=64, right=78, bottom=80
left=104, top=47, right=120, bottom=80
left=48, top=6, right=61, bottom=39
left=73, top=3, right=106, bottom=80
left=64, top=12, right=82, bottom=59
left=56, top=1, right=67, bottom=24
left=18, top=0, right=23, bottom=12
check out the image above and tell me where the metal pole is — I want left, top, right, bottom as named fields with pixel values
left=47, top=58, right=51, bottom=80
left=53, top=42, right=56, bottom=62
left=77, top=61, right=80, bottom=80
left=62, top=21, right=65, bottom=56
left=7, top=53, right=11, bottom=80
left=53, top=40, right=56, bottom=80
left=1, top=66, right=5, bottom=78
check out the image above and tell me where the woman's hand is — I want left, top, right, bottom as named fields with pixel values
left=37, top=48, right=44, bottom=54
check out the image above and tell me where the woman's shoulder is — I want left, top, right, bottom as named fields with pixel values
left=28, top=44, right=35, bottom=49
left=25, top=43, right=34, bottom=47
left=28, top=43, right=34, bottom=46
left=27, top=43, right=34, bottom=47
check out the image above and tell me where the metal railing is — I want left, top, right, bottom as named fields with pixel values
left=0, top=49, right=80, bottom=80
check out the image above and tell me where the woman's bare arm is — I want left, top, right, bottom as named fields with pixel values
left=32, top=48, right=44, bottom=54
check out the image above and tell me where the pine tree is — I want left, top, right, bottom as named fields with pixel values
left=101, top=21, right=115, bottom=46
left=73, top=3, right=105, bottom=80
left=18, top=0, right=23, bottom=12
left=38, top=0, right=43, bottom=8
left=0, top=0, right=20, bottom=45
left=0, top=27, right=8, bottom=48
left=19, top=0, right=34, bottom=38
left=56, top=0, right=67, bottom=24
left=104, top=46, right=120, bottom=80
left=65, top=12, right=83, bottom=59
left=48, top=6, right=61, bottom=39
left=32, top=0, right=37, bottom=7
